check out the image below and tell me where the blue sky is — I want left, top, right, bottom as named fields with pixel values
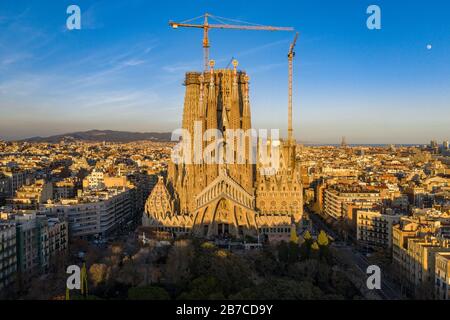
left=0, top=0, right=449, bottom=143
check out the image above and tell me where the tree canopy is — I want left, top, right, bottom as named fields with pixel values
left=318, top=230, right=329, bottom=246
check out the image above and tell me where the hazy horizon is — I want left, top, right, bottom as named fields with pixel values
left=0, top=127, right=445, bottom=146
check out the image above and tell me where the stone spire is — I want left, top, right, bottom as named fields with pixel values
left=206, top=60, right=218, bottom=182
left=207, top=60, right=217, bottom=131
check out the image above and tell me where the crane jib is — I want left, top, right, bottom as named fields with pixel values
left=169, top=13, right=296, bottom=71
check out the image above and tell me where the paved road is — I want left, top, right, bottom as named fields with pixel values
left=337, top=246, right=402, bottom=300
left=306, top=210, right=402, bottom=300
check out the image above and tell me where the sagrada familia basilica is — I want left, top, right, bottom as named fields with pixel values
left=143, top=60, right=303, bottom=240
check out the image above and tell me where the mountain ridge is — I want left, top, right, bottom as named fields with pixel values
left=20, top=129, right=173, bottom=143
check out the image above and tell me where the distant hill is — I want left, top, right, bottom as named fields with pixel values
left=21, top=130, right=173, bottom=143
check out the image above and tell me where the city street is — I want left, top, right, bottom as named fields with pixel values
left=306, top=210, right=403, bottom=300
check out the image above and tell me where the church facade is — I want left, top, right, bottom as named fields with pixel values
left=143, top=61, right=303, bottom=240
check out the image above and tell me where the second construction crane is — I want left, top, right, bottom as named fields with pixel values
left=169, top=13, right=294, bottom=71
left=288, top=32, right=299, bottom=145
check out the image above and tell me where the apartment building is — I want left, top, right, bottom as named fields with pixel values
left=392, top=213, right=450, bottom=299
left=83, top=169, right=108, bottom=190
left=47, top=218, right=68, bottom=261
left=0, top=222, right=17, bottom=291
left=407, top=237, right=450, bottom=297
left=0, top=169, right=29, bottom=201
left=343, top=201, right=376, bottom=227
left=356, top=209, right=402, bottom=250
left=42, top=187, right=134, bottom=239
left=405, top=185, right=434, bottom=208
left=15, top=214, right=46, bottom=274
left=10, top=179, right=53, bottom=210
left=0, top=211, right=67, bottom=290
left=323, top=184, right=381, bottom=220
left=0, top=174, right=9, bottom=203
left=53, top=178, right=78, bottom=200
left=435, top=252, right=450, bottom=300
left=14, top=213, right=68, bottom=276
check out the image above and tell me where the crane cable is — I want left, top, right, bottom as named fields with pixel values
left=178, top=13, right=266, bottom=27
left=208, top=14, right=264, bottom=27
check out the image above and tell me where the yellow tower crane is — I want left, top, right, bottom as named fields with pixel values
left=288, top=32, right=299, bottom=145
left=169, top=13, right=294, bottom=71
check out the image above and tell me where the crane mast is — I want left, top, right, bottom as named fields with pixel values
left=169, top=13, right=294, bottom=71
left=288, top=32, right=299, bottom=145
left=202, top=14, right=210, bottom=71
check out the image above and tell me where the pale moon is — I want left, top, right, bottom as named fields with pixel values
left=427, top=44, right=432, bottom=50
